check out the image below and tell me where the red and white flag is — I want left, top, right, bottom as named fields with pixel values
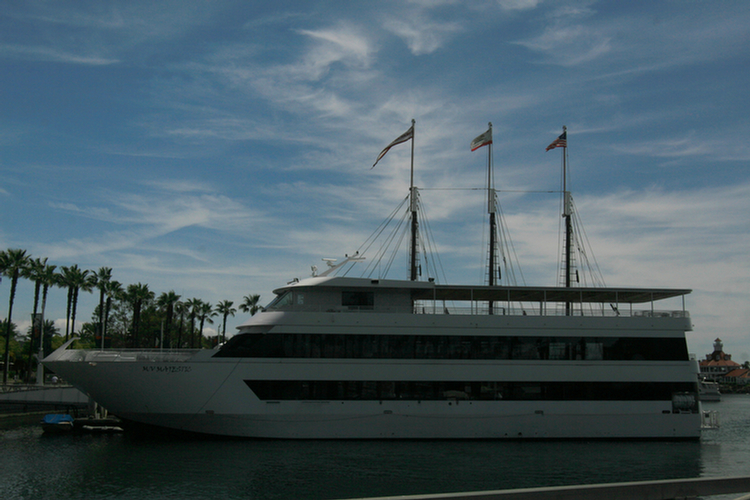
left=470, top=127, right=493, bottom=151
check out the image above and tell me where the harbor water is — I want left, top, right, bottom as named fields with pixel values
left=0, top=395, right=746, bottom=500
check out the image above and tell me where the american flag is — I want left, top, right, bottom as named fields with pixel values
left=545, top=131, right=567, bottom=151
left=372, top=124, right=414, bottom=168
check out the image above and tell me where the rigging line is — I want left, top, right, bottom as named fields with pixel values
left=363, top=207, right=410, bottom=279
left=391, top=215, right=411, bottom=278
left=569, top=196, right=605, bottom=287
left=355, top=195, right=409, bottom=256
left=421, top=188, right=558, bottom=194
left=495, top=199, right=527, bottom=286
left=345, top=195, right=409, bottom=278
left=364, top=202, right=410, bottom=278
left=418, top=200, right=448, bottom=284
left=480, top=211, right=488, bottom=285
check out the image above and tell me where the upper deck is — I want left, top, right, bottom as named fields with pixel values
left=266, top=276, right=691, bottom=318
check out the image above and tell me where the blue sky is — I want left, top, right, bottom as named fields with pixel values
left=1, top=1, right=749, bottom=361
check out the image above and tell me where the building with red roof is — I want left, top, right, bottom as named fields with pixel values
left=699, top=338, right=742, bottom=382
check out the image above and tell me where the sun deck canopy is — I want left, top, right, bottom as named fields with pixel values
left=276, top=276, right=690, bottom=305
left=418, top=285, right=691, bottom=305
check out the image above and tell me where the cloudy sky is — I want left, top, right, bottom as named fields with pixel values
left=1, top=1, right=748, bottom=360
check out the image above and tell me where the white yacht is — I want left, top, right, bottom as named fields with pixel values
left=699, top=378, right=721, bottom=402
left=43, top=276, right=699, bottom=439
left=43, top=124, right=702, bottom=439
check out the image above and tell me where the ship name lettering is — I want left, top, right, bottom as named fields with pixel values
left=142, top=365, right=192, bottom=373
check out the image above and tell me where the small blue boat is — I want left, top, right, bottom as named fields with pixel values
left=41, top=414, right=75, bottom=433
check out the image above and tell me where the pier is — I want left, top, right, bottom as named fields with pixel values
left=0, top=384, right=89, bottom=418
left=341, top=476, right=750, bottom=500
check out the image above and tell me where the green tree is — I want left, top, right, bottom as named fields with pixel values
left=103, top=280, right=123, bottom=347
left=34, top=263, right=59, bottom=381
left=93, top=267, right=113, bottom=348
left=0, top=322, right=20, bottom=380
left=23, top=257, right=49, bottom=381
left=239, top=294, right=262, bottom=316
left=59, top=265, right=95, bottom=341
left=40, top=319, right=59, bottom=360
left=1, top=248, right=31, bottom=384
left=197, top=301, right=216, bottom=348
left=184, top=298, right=202, bottom=348
left=215, top=300, right=236, bottom=344
left=174, top=301, right=186, bottom=348
left=125, top=283, right=154, bottom=348
left=157, top=290, right=181, bottom=348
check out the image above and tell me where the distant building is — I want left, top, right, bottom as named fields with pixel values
left=724, top=368, right=750, bottom=385
left=699, top=338, right=742, bottom=382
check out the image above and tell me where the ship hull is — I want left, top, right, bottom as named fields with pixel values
left=44, top=351, right=701, bottom=439
left=43, top=280, right=700, bottom=439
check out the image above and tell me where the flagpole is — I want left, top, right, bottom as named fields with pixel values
left=409, top=119, right=418, bottom=281
left=561, top=125, right=572, bottom=315
left=486, top=123, right=497, bottom=314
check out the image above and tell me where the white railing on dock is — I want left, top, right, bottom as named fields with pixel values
left=702, top=409, right=720, bottom=429
left=338, top=476, right=750, bottom=500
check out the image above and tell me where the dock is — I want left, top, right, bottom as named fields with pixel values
left=339, top=476, right=750, bottom=500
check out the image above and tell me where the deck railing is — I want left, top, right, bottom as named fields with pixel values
left=414, top=302, right=689, bottom=318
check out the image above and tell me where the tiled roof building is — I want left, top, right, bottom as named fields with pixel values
left=699, top=338, right=741, bottom=381
left=724, top=368, right=750, bottom=385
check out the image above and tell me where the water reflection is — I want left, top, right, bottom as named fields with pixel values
left=5, top=398, right=750, bottom=500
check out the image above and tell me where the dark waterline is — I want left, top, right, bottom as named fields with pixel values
left=1, top=396, right=747, bottom=500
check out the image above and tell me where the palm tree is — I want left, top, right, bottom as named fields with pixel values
left=103, top=280, right=123, bottom=347
left=35, top=263, right=59, bottom=381
left=196, top=301, right=216, bottom=348
left=1, top=248, right=31, bottom=384
left=215, top=300, right=236, bottom=344
left=157, top=290, right=181, bottom=348
left=184, top=298, right=202, bottom=348
left=93, top=267, right=113, bottom=349
left=23, top=257, right=48, bottom=381
left=239, top=294, right=262, bottom=316
left=24, top=257, right=47, bottom=319
left=59, top=265, right=94, bottom=341
left=125, top=283, right=154, bottom=348
left=174, top=301, right=186, bottom=348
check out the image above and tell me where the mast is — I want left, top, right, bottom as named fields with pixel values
left=546, top=125, right=571, bottom=314
left=486, top=122, right=496, bottom=287
left=486, top=123, right=496, bottom=314
left=561, top=126, right=572, bottom=315
left=409, top=119, right=418, bottom=281
left=371, top=119, right=417, bottom=281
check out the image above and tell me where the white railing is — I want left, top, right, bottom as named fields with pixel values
left=269, top=304, right=689, bottom=318
left=414, top=303, right=689, bottom=319
left=702, top=409, right=720, bottom=429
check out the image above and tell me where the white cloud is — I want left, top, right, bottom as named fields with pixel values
left=0, top=44, right=119, bottom=65
left=383, top=17, right=463, bottom=55
left=497, top=0, right=542, bottom=11
left=514, top=22, right=611, bottom=66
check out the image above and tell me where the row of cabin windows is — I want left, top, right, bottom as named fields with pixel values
left=266, top=291, right=375, bottom=311
left=245, top=380, right=698, bottom=407
left=215, top=333, right=689, bottom=361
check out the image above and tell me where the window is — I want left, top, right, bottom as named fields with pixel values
left=245, top=380, right=698, bottom=403
left=342, top=291, right=374, bottom=309
left=266, top=291, right=293, bottom=310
